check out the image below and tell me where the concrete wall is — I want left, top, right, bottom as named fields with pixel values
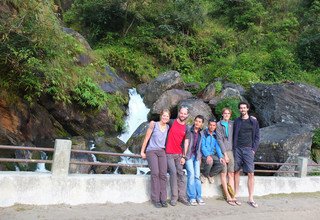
left=1, top=171, right=320, bottom=207
left=1, top=140, right=319, bottom=207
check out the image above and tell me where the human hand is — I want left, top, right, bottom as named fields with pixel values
left=220, top=158, right=226, bottom=166
left=180, top=157, right=186, bottom=165
left=140, top=152, right=146, bottom=159
left=225, top=154, right=230, bottom=163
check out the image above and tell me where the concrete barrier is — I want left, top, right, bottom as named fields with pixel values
left=1, top=172, right=320, bottom=207
left=1, top=139, right=320, bottom=207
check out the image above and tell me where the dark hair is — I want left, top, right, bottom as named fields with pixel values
left=238, top=101, right=250, bottom=109
left=194, top=115, right=204, bottom=123
left=208, top=117, right=217, bottom=124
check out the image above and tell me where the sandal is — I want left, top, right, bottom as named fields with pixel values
left=247, top=201, right=258, bottom=208
left=234, top=200, right=242, bottom=206
left=226, top=200, right=236, bottom=206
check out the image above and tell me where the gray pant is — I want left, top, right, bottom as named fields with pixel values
left=167, top=154, right=187, bottom=202
left=146, top=149, right=167, bottom=203
left=202, top=155, right=224, bottom=177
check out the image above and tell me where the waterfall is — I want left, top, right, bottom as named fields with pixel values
left=118, top=88, right=150, bottom=143
left=35, top=151, right=49, bottom=173
left=114, top=148, right=149, bottom=175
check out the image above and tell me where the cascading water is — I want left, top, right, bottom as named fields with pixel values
left=118, top=88, right=150, bottom=143
left=35, top=151, right=49, bottom=172
left=116, top=88, right=150, bottom=175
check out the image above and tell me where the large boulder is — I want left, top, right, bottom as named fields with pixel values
left=126, top=122, right=149, bottom=154
left=139, top=70, right=184, bottom=107
left=255, top=123, right=314, bottom=176
left=248, top=83, right=320, bottom=128
left=179, top=99, right=213, bottom=125
left=223, top=83, right=246, bottom=96
left=208, top=87, right=246, bottom=109
left=201, top=83, right=216, bottom=102
left=149, top=89, right=193, bottom=120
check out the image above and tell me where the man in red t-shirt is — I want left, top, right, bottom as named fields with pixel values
left=166, top=106, right=189, bottom=206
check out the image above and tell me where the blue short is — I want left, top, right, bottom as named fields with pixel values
left=234, top=147, right=254, bottom=173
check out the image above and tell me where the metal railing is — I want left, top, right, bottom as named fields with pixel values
left=0, top=145, right=54, bottom=165
left=0, top=143, right=319, bottom=176
left=70, top=149, right=147, bottom=168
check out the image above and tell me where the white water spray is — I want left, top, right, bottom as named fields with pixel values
left=118, top=88, right=150, bottom=143
left=35, top=151, right=49, bottom=173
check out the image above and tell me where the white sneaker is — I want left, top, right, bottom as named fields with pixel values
left=197, top=198, right=205, bottom=205
left=190, top=199, right=197, bottom=206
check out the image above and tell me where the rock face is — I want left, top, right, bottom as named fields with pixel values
left=248, top=83, right=320, bottom=128
left=0, top=98, right=65, bottom=147
left=126, top=122, right=149, bottom=154
left=255, top=123, right=314, bottom=176
left=179, top=99, right=213, bottom=125
left=149, top=89, right=193, bottom=119
left=223, top=83, right=245, bottom=96
left=140, top=71, right=184, bottom=107
left=39, top=95, right=118, bottom=137
left=201, top=83, right=216, bottom=101
left=100, top=66, right=130, bottom=94
left=69, top=136, right=92, bottom=174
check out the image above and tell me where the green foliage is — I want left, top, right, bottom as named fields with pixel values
left=312, top=129, right=320, bottom=149
left=96, top=45, right=157, bottom=82
left=214, top=81, right=223, bottom=94
left=72, top=77, right=108, bottom=109
left=215, top=98, right=241, bottom=121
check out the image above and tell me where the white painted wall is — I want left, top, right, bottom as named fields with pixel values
left=1, top=172, right=320, bottom=207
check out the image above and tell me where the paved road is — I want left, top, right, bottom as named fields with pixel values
left=1, top=192, right=320, bottom=220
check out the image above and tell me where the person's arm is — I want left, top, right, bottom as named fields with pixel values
left=216, top=123, right=229, bottom=163
left=140, top=121, right=155, bottom=159
left=252, top=118, right=260, bottom=153
left=215, top=139, right=224, bottom=159
left=180, top=138, right=189, bottom=165
left=216, top=123, right=226, bottom=153
left=201, top=135, right=210, bottom=157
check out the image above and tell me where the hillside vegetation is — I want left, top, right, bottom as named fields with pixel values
left=64, top=0, right=320, bottom=91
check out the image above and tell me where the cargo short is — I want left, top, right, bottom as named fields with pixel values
left=234, top=147, right=254, bottom=173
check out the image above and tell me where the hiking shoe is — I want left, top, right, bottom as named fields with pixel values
left=200, top=174, right=208, bottom=184
left=170, top=200, right=177, bottom=206
left=153, top=202, right=162, bottom=208
left=178, top=198, right=190, bottom=206
left=197, top=198, right=205, bottom=205
left=161, top=201, right=168, bottom=208
left=208, top=176, right=215, bottom=184
left=190, top=199, right=197, bottom=206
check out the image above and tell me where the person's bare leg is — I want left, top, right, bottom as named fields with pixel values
left=247, top=172, right=254, bottom=202
left=220, top=172, right=231, bottom=201
left=234, top=170, right=241, bottom=198
left=228, top=172, right=235, bottom=199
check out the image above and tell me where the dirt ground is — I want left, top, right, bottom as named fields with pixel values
left=1, top=192, right=320, bottom=220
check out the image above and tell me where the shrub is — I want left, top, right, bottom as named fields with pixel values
left=96, top=45, right=157, bottom=82
left=312, top=128, right=320, bottom=149
left=215, top=97, right=241, bottom=121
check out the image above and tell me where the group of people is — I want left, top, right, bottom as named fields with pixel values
left=140, top=101, right=260, bottom=208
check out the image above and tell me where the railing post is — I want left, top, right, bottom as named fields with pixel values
left=52, top=139, right=72, bottom=176
left=297, top=157, right=308, bottom=178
